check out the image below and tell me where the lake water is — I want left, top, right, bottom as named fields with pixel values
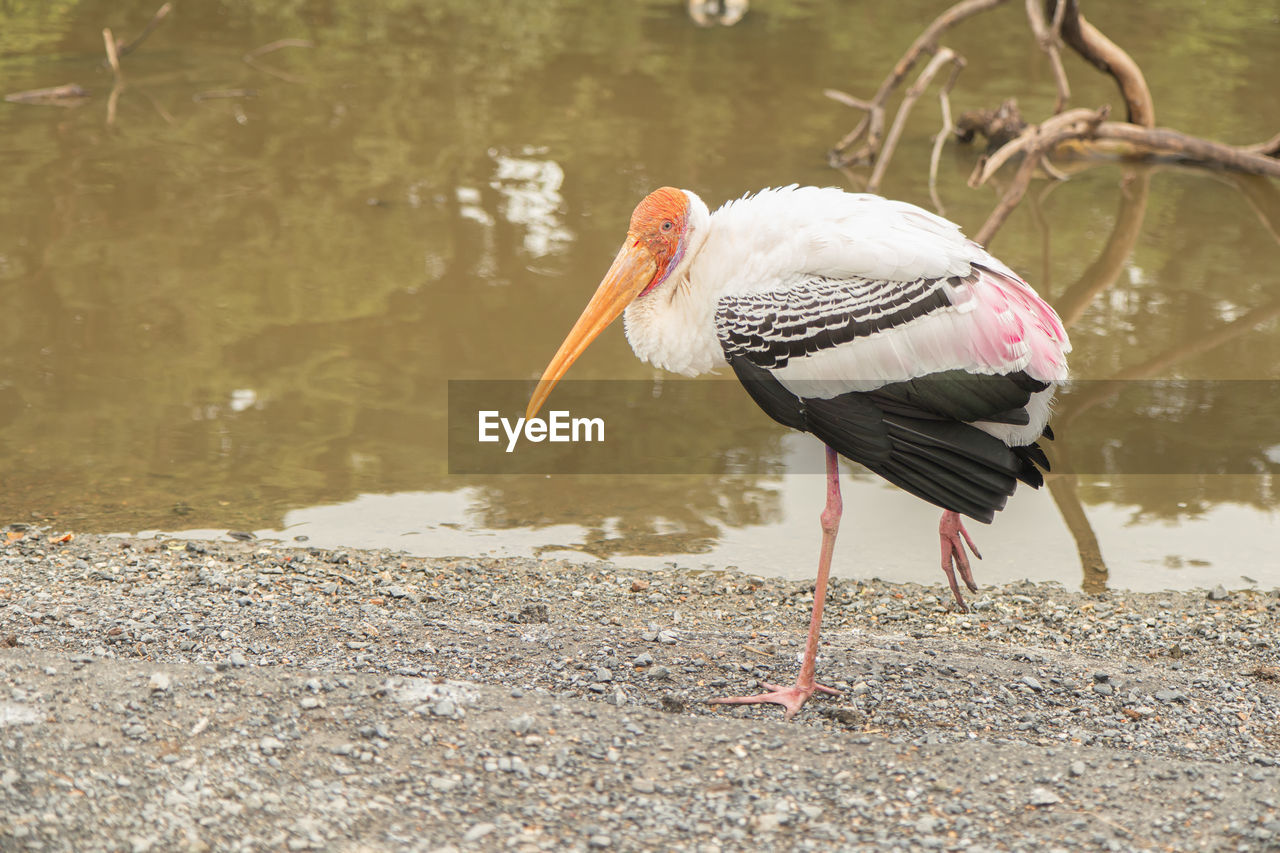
left=3, top=0, right=1279, bottom=594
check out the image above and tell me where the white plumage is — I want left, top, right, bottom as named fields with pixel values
left=622, top=186, right=1069, bottom=443
left=527, top=185, right=1072, bottom=719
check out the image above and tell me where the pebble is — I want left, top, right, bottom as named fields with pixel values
left=462, top=823, right=495, bottom=842
left=2, top=530, right=1278, bottom=853
left=1028, top=787, right=1062, bottom=806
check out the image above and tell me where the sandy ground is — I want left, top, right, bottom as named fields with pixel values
left=2, top=529, right=1279, bottom=851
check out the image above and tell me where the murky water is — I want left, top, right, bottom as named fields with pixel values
left=3, top=1, right=1279, bottom=593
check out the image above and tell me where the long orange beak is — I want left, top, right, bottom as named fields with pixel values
left=526, top=238, right=656, bottom=420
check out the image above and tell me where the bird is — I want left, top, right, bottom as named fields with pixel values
left=525, top=185, right=1070, bottom=719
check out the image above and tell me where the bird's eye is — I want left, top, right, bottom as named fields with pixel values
left=661, top=220, right=674, bottom=232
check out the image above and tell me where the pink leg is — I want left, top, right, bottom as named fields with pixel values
left=709, top=445, right=843, bottom=720
left=939, top=510, right=982, bottom=612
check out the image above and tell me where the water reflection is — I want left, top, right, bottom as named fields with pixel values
left=0, top=0, right=1278, bottom=592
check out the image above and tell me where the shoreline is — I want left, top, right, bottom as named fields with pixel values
left=2, top=530, right=1279, bottom=851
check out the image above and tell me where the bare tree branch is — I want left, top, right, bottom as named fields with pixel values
left=869, top=48, right=965, bottom=193
left=971, top=107, right=1106, bottom=186
left=928, top=58, right=967, bottom=213
left=1091, top=124, right=1280, bottom=178
left=114, top=3, right=172, bottom=62
left=1053, top=0, right=1155, bottom=127
left=829, top=0, right=1010, bottom=166
left=1025, top=0, right=1069, bottom=113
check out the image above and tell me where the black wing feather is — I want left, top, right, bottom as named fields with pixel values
left=725, top=354, right=1053, bottom=523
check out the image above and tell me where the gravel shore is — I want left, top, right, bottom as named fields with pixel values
left=2, top=529, right=1279, bottom=851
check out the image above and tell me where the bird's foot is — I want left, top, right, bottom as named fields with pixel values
left=708, top=681, right=841, bottom=721
left=939, top=510, right=982, bottom=613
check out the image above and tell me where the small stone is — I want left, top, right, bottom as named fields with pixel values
left=463, top=823, right=496, bottom=842
left=513, top=603, right=549, bottom=624
left=632, top=652, right=654, bottom=667
left=588, top=835, right=612, bottom=848
left=432, top=699, right=458, bottom=718
left=1029, top=787, right=1062, bottom=806
left=657, top=630, right=679, bottom=645
left=1021, top=676, right=1043, bottom=692
left=649, top=666, right=671, bottom=680
left=508, top=714, right=535, bottom=735
left=1154, top=688, right=1187, bottom=703
left=228, top=651, right=248, bottom=668
left=753, top=814, right=783, bottom=833
left=149, top=672, right=171, bottom=693
left=259, top=736, right=284, bottom=755
left=1208, top=585, right=1229, bottom=601
left=594, top=667, right=613, bottom=683
left=632, top=778, right=655, bottom=793
left=1092, top=683, right=1113, bottom=696
left=300, top=696, right=321, bottom=710
left=1070, top=760, right=1086, bottom=777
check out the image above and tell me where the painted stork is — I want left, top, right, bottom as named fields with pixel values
left=526, top=186, right=1070, bottom=718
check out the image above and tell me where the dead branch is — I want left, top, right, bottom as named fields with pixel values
left=102, top=29, right=123, bottom=79
left=869, top=48, right=965, bottom=193
left=971, top=106, right=1106, bottom=186
left=973, top=107, right=1110, bottom=243
left=103, top=28, right=124, bottom=127
left=4, top=84, right=90, bottom=106
left=829, top=0, right=1010, bottom=166
left=1052, top=0, right=1154, bottom=127
left=954, top=99, right=1026, bottom=150
left=823, top=90, right=874, bottom=111
left=1025, top=0, right=1069, bottom=113
left=1246, top=132, right=1280, bottom=158
left=928, top=59, right=967, bottom=213
left=111, top=3, right=173, bottom=63
left=826, top=0, right=1280, bottom=219
left=1090, top=124, right=1280, bottom=178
